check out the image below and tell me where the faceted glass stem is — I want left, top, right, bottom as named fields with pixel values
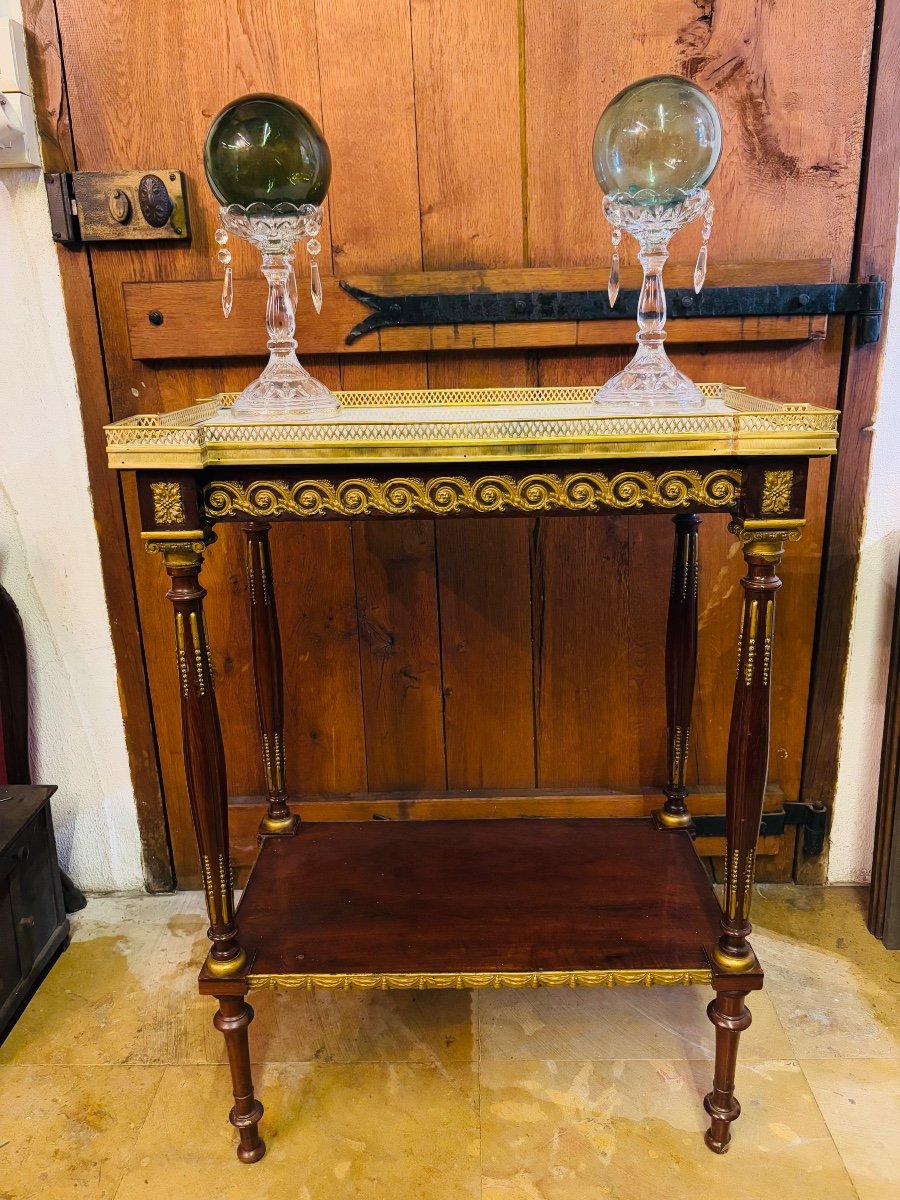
left=595, top=189, right=709, bottom=410
left=636, top=243, right=668, bottom=359
left=262, top=254, right=301, bottom=375
left=230, top=249, right=338, bottom=419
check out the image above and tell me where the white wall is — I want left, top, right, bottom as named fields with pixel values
left=830, top=213, right=900, bottom=883
left=0, top=9, right=143, bottom=889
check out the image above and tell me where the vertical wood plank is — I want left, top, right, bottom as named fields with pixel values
left=352, top=522, right=445, bottom=790
left=20, top=0, right=172, bottom=888
left=55, top=0, right=367, bottom=882
left=411, top=0, right=536, bottom=788
left=805, top=0, right=900, bottom=887
left=316, top=0, right=445, bottom=791
left=439, top=519, right=536, bottom=787
left=523, top=0, right=655, bottom=787
left=523, top=0, right=873, bottom=815
left=534, top=515, right=638, bottom=786
left=273, top=522, right=367, bottom=795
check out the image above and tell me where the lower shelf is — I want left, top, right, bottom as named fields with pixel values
left=227, top=818, right=724, bottom=991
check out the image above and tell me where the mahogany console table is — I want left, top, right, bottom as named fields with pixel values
left=106, top=383, right=838, bottom=1162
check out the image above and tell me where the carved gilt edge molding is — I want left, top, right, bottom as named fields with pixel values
left=204, top=469, right=742, bottom=519
left=247, top=968, right=712, bottom=990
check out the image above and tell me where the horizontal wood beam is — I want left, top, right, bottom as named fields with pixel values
left=124, top=261, right=832, bottom=361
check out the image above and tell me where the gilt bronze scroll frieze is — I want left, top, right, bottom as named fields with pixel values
left=203, top=468, right=742, bottom=521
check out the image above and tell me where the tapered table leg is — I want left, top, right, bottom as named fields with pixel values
left=658, top=514, right=700, bottom=828
left=243, top=523, right=297, bottom=836
left=703, top=520, right=799, bottom=1152
left=214, top=997, right=265, bottom=1162
left=715, top=524, right=796, bottom=971
left=160, top=542, right=246, bottom=978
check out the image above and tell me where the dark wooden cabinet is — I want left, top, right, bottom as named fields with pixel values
left=0, top=785, right=69, bottom=1042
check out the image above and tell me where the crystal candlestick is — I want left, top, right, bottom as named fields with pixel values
left=595, top=188, right=711, bottom=409
left=218, top=201, right=339, bottom=419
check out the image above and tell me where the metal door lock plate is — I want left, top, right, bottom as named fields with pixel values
left=45, top=169, right=190, bottom=245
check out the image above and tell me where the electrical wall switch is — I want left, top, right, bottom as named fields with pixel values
left=0, top=19, right=41, bottom=168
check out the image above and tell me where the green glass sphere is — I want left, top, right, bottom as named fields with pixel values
left=592, top=75, right=722, bottom=205
left=204, top=93, right=331, bottom=208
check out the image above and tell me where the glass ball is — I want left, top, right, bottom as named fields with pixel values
left=204, top=93, right=332, bottom=208
left=592, top=75, right=722, bottom=205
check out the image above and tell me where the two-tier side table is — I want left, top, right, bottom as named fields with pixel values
left=106, top=383, right=838, bottom=1162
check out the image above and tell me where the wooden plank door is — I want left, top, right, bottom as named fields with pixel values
left=31, top=0, right=876, bottom=886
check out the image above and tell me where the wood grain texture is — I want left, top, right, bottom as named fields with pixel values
left=47, top=0, right=876, bottom=884
left=226, top=783, right=785, bottom=883
left=317, top=0, right=444, bottom=794
left=438, top=519, right=536, bottom=788
left=522, top=0, right=873, bottom=839
left=20, top=0, right=172, bottom=889
left=123, top=264, right=829, bottom=360
left=352, top=521, right=445, bottom=790
left=410, top=0, right=538, bottom=789
left=161, top=547, right=244, bottom=972
left=663, top=516, right=701, bottom=822
left=803, top=0, right=900, bottom=883
left=51, top=0, right=368, bottom=885
left=235, top=819, right=724, bottom=976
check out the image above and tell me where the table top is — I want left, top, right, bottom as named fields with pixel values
left=106, top=383, right=839, bottom=470
left=225, top=818, right=722, bottom=992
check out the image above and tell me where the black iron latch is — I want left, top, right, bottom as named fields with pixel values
left=342, top=277, right=885, bottom=347
left=45, top=170, right=190, bottom=245
left=692, top=801, right=829, bottom=857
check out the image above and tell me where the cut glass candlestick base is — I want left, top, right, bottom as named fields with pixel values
left=229, top=353, right=339, bottom=420
left=593, top=344, right=706, bottom=410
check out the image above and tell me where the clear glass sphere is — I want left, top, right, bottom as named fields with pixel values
left=592, top=75, right=722, bottom=206
left=204, top=93, right=331, bottom=208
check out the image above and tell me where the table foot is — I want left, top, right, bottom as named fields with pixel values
left=703, top=1124, right=735, bottom=1155
left=704, top=989, right=751, bottom=1152
left=235, top=1129, right=266, bottom=1164
left=214, top=996, right=265, bottom=1164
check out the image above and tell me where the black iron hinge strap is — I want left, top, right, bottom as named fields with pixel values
left=342, top=277, right=885, bottom=346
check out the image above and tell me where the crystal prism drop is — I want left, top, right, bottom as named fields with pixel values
left=310, top=259, right=323, bottom=314
left=222, top=265, right=233, bottom=318
left=287, top=263, right=298, bottom=310
left=693, top=244, right=708, bottom=295
left=608, top=251, right=620, bottom=308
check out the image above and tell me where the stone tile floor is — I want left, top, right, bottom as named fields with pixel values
left=0, top=885, right=898, bottom=1199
